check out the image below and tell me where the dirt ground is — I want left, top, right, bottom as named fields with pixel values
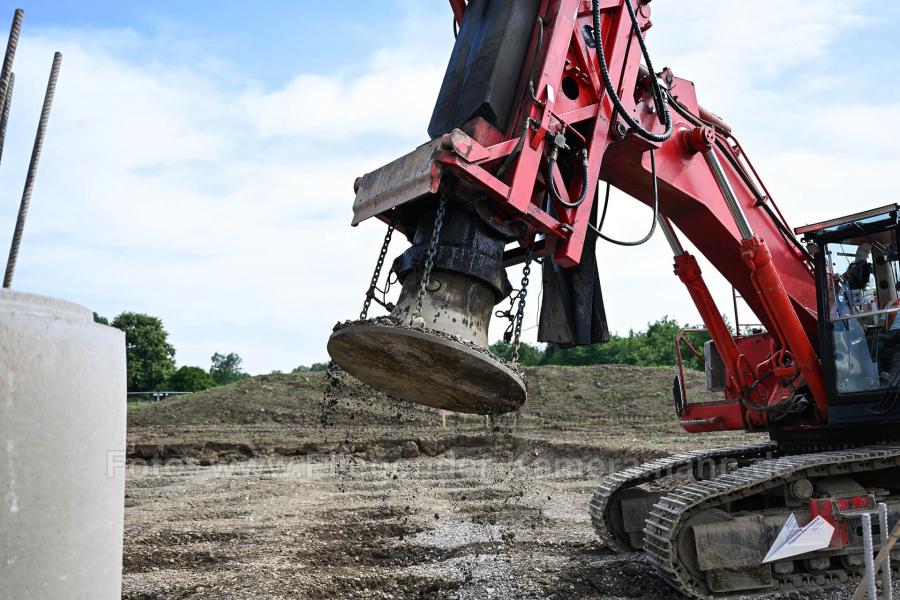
left=121, top=366, right=895, bottom=599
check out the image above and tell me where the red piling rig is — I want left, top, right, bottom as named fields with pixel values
left=357, top=0, right=827, bottom=434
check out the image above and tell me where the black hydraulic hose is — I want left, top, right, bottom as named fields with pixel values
left=591, top=0, right=672, bottom=143
left=597, top=179, right=611, bottom=230
left=495, top=123, right=527, bottom=179
left=589, top=149, right=659, bottom=246
left=547, top=148, right=589, bottom=208
left=548, top=1, right=670, bottom=211
left=667, top=91, right=726, bottom=135
left=527, top=17, right=545, bottom=105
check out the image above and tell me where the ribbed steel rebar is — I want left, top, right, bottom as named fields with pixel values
left=3, top=52, right=61, bottom=288
left=0, top=9, right=22, bottom=84
left=0, top=71, right=15, bottom=166
left=880, top=503, right=894, bottom=600
left=0, top=9, right=23, bottom=169
left=863, top=512, right=878, bottom=600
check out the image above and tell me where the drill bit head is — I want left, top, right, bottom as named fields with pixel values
left=327, top=320, right=526, bottom=415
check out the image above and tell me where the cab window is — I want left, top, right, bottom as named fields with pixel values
left=825, top=233, right=900, bottom=393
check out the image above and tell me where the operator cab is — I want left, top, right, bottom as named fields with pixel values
left=798, top=204, right=900, bottom=423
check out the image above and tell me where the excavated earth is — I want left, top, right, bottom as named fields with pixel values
left=122, top=366, right=899, bottom=599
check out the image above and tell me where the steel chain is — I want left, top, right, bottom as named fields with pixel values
left=412, top=195, right=447, bottom=323
left=511, top=249, right=533, bottom=365
left=359, top=224, right=394, bottom=320
left=496, top=291, right=520, bottom=343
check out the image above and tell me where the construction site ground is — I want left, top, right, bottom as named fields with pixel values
left=122, top=365, right=895, bottom=600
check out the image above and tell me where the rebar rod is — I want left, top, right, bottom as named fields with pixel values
left=3, top=52, right=61, bottom=288
left=880, top=503, right=894, bottom=600
left=863, top=512, right=878, bottom=600
left=855, top=517, right=900, bottom=600
left=0, top=9, right=23, bottom=167
left=0, top=9, right=22, bottom=84
left=0, top=71, right=15, bottom=165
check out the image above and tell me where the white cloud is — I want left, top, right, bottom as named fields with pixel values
left=593, top=0, right=894, bottom=335
left=245, top=46, right=446, bottom=142
left=650, top=0, right=867, bottom=107
left=0, top=1, right=893, bottom=374
left=0, top=24, right=449, bottom=374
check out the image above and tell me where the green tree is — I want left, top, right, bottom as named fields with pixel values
left=93, top=312, right=109, bottom=325
left=167, top=366, right=216, bottom=392
left=210, top=352, right=248, bottom=385
left=543, top=317, right=711, bottom=370
left=111, top=312, right=176, bottom=392
left=489, top=341, right=544, bottom=366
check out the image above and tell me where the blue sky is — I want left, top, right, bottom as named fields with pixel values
left=1, top=1, right=898, bottom=374
left=17, top=1, right=419, bottom=78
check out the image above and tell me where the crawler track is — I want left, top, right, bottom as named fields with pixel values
left=589, top=442, right=777, bottom=553
left=643, top=445, right=900, bottom=598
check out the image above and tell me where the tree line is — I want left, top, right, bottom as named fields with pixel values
left=490, top=317, right=712, bottom=370
left=100, top=312, right=712, bottom=393
left=94, top=312, right=249, bottom=393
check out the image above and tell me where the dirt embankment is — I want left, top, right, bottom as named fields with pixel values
left=128, top=364, right=722, bottom=430
left=126, top=364, right=762, bottom=463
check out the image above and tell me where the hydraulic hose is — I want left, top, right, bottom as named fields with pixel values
left=591, top=0, right=672, bottom=143
left=547, top=148, right=589, bottom=208
left=589, top=149, right=659, bottom=246
left=551, top=2, right=669, bottom=236
left=527, top=17, right=545, bottom=105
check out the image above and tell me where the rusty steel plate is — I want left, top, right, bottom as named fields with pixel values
left=350, top=137, right=441, bottom=226
left=327, top=322, right=526, bottom=415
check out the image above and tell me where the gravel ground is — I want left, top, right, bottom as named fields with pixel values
left=121, top=438, right=898, bottom=600
left=122, top=366, right=900, bottom=599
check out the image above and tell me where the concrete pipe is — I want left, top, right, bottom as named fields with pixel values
left=0, top=289, right=126, bottom=599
